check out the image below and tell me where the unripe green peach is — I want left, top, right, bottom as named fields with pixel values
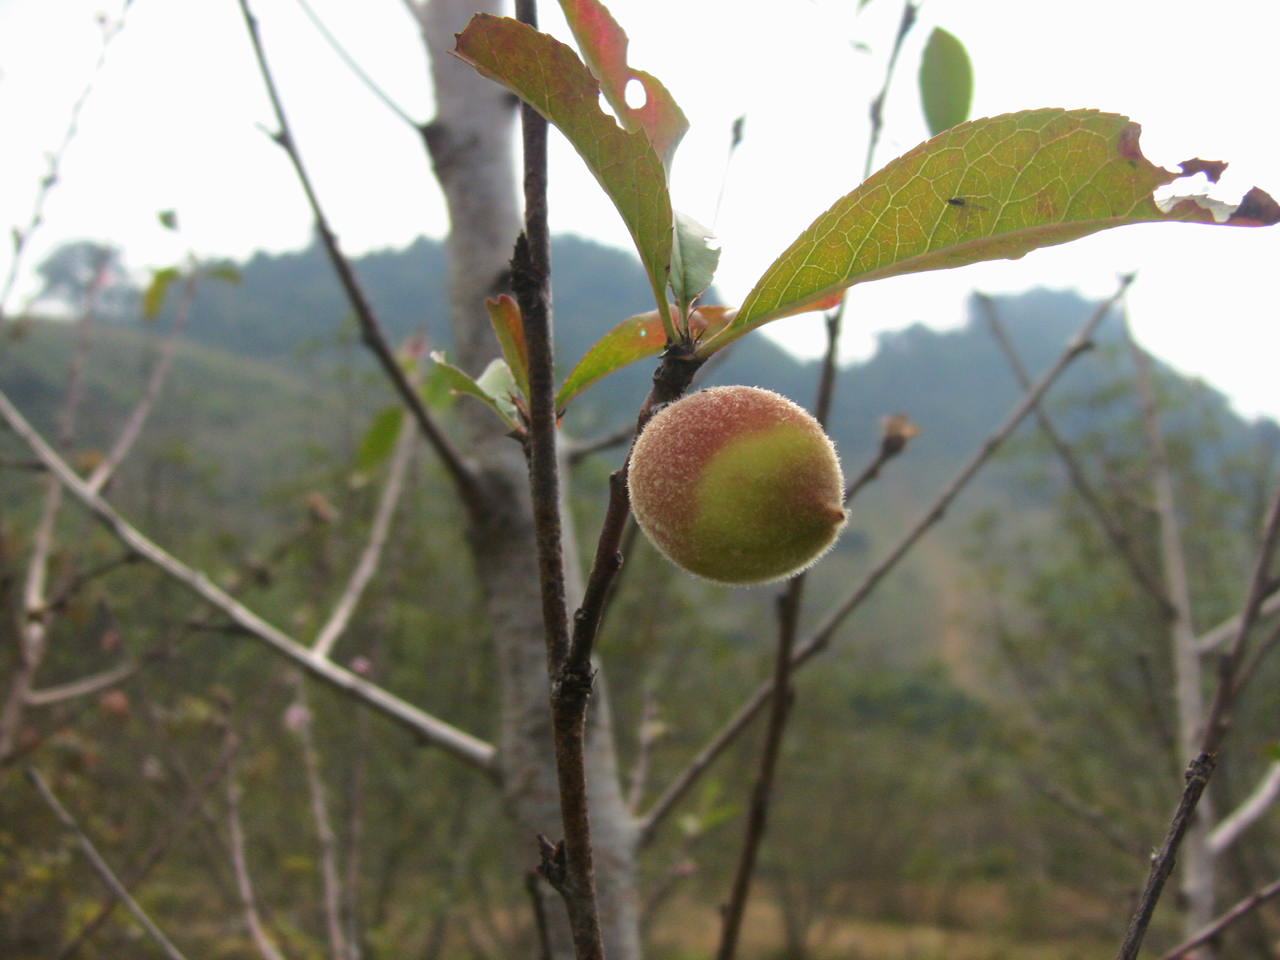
left=627, top=385, right=846, bottom=586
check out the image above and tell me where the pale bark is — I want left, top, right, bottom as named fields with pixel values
left=1209, top=760, right=1280, bottom=856
left=408, top=2, right=641, bottom=956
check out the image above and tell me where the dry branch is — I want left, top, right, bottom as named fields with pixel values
left=0, top=385, right=497, bottom=772
left=27, top=767, right=191, bottom=960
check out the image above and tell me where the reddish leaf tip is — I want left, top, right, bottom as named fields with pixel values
left=1179, top=158, right=1230, bottom=183
left=1229, top=186, right=1280, bottom=226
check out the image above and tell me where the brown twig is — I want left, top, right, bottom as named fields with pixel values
left=714, top=581, right=798, bottom=960
left=1200, top=481, right=1280, bottom=755
left=1157, top=874, right=1280, bottom=960
left=1114, top=753, right=1217, bottom=960
left=1125, top=314, right=1219, bottom=939
left=234, top=0, right=482, bottom=516
left=526, top=871, right=554, bottom=960
left=507, top=1, right=602, bottom=955
left=844, top=414, right=918, bottom=504
left=863, top=0, right=918, bottom=180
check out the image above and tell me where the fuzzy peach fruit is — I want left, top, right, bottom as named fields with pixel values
left=627, top=385, right=846, bottom=585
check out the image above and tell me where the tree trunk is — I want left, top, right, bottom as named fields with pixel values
left=408, top=3, right=641, bottom=957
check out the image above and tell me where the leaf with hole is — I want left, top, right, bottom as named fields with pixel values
left=455, top=15, right=673, bottom=328
left=557, top=0, right=688, bottom=167
left=698, top=109, right=1280, bottom=356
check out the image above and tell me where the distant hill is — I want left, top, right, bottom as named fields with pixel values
left=10, top=234, right=1280, bottom=680
left=7, top=235, right=1277, bottom=620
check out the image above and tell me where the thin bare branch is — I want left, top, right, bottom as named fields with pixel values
left=625, top=688, right=661, bottom=813
left=2, top=260, right=109, bottom=760
left=714, top=582, right=798, bottom=960
left=567, top=421, right=636, bottom=465
left=86, top=273, right=194, bottom=494
left=1157, top=874, right=1280, bottom=960
left=0, top=385, right=498, bottom=773
left=234, top=0, right=482, bottom=516
left=27, top=766, right=192, bottom=960
left=291, top=0, right=419, bottom=128
left=223, top=727, right=289, bottom=960
left=312, top=415, right=416, bottom=659
left=1125, top=313, right=1217, bottom=939
left=55, top=733, right=236, bottom=960
left=288, top=678, right=349, bottom=960
left=863, top=1, right=918, bottom=180
left=508, top=1, right=603, bottom=953
left=977, top=282, right=1174, bottom=616
left=25, top=661, right=139, bottom=707
left=1023, top=772, right=1145, bottom=858
left=1114, top=753, right=1216, bottom=960
left=1201, top=481, right=1280, bottom=754
left=0, top=4, right=133, bottom=324
left=844, top=413, right=917, bottom=504
left=1195, top=586, right=1280, bottom=654
left=1209, top=760, right=1280, bottom=856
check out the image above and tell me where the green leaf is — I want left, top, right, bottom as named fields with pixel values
left=670, top=211, right=720, bottom=306
left=355, top=405, right=405, bottom=472
left=919, top=27, right=973, bottom=137
left=555, top=305, right=733, bottom=411
left=421, top=362, right=459, bottom=410
left=431, top=352, right=521, bottom=431
left=455, top=15, right=674, bottom=329
left=557, top=0, right=688, bottom=168
left=699, top=109, right=1280, bottom=356
left=157, top=209, right=179, bottom=231
left=486, top=295, right=530, bottom=400
left=143, top=266, right=180, bottom=321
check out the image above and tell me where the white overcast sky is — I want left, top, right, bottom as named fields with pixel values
left=2, top=0, right=1278, bottom=420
